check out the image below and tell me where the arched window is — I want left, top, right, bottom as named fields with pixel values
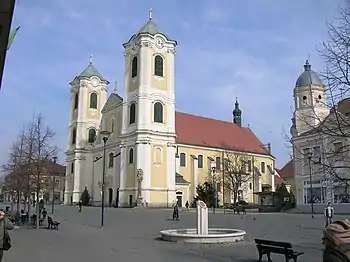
left=74, top=93, right=79, bottom=110
left=71, top=128, right=76, bottom=145
left=90, top=93, right=98, bottom=109
left=129, top=148, right=134, bottom=164
left=153, top=102, right=163, bottom=123
left=88, top=129, right=96, bottom=143
left=131, top=57, right=138, bottom=78
left=154, top=55, right=163, bottom=77
left=198, top=155, right=203, bottom=168
left=108, top=153, right=114, bottom=168
left=180, top=153, right=186, bottom=167
left=129, top=103, right=136, bottom=124
left=111, top=119, right=114, bottom=133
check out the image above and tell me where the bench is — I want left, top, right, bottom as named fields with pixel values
left=224, top=207, right=247, bottom=215
left=47, top=216, right=60, bottom=230
left=254, top=239, right=304, bottom=262
left=30, top=215, right=44, bottom=226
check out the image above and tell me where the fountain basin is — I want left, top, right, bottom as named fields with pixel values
left=160, top=228, right=246, bottom=243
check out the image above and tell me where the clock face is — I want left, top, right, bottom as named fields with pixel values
left=91, top=78, right=98, bottom=87
left=155, top=37, right=165, bottom=49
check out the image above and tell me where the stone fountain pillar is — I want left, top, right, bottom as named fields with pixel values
left=196, top=200, right=208, bottom=235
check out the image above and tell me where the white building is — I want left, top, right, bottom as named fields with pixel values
left=291, top=60, right=350, bottom=212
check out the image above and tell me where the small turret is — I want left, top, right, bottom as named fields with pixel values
left=233, top=97, right=242, bottom=127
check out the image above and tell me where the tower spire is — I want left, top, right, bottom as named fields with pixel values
left=149, top=8, right=153, bottom=20
left=114, top=80, right=118, bottom=94
left=89, top=54, right=93, bottom=64
left=233, top=97, right=242, bottom=127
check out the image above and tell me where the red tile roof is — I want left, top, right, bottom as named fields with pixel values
left=175, top=111, right=271, bottom=155
left=274, top=172, right=283, bottom=185
left=278, top=160, right=294, bottom=179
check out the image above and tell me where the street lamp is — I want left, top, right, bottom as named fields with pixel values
left=100, top=130, right=111, bottom=228
left=52, top=156, right=58, bottom=214
left=136, top=169, right=143, bottom=207
left=306, top=151, right=314, bottom=219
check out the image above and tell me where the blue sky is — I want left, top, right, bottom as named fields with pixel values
left=0, top=0, right=342, bottom=167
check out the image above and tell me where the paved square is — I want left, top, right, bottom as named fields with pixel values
left=4, top=206, right=336, bottom=261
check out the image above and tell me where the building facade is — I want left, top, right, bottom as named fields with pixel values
left=291, top=60, right=350, bottom=212
left=64, top=12, right=276, bottom=208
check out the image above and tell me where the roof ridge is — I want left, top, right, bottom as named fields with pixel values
left=176, top=110, right=245, bottom=127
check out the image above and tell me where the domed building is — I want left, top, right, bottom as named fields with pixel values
left=291, top=60, right=350, bottom=213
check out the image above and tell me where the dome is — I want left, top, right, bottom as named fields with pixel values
left=295, top=60, right=323, bottom=87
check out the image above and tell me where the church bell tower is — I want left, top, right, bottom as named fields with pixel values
left=118, top=9, right=178, bottom=207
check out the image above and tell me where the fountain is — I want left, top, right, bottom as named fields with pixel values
left=160, top=200, right=246, bottom=244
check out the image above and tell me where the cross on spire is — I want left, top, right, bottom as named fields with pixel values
left=149, top=8, right=153, bottom=20
left=114, top=80, right=118, bottom=94
left=89, top=54, right=93, bottom=64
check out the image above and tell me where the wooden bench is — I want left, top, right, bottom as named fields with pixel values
left=254, top=239, right=304, bottom=262
left=47, top=216, right=60, bottom=230
left=224, top=207, right=247, bottom=215
left=30, top=215, right=44, bottom=226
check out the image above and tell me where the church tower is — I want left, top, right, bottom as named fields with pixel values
left=119, top=9, right=178, bottom=207
left=64, top=56, right=109, bottom=205
left=233, top=98, right=242, bottom=127
left=293, top=60, right=328, bottom=136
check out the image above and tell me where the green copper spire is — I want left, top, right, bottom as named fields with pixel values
left=75, top=55, right=107, bottom=82
left=127, top=9, right=176, bottom=43
left=233, top=97, right=242, bottom=127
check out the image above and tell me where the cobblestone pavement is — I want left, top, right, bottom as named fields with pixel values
left=3, top=205, right=341, bottom=262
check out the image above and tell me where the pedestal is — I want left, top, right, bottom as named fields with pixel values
left=196, top=200, right=208, bottom=235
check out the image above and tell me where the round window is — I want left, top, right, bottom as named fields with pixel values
left=318, top=95, right=322, bottom=100
left=303, top=96, right=307, bottom=100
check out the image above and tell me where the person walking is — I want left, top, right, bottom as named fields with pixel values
left=0, top=210, right=14, bottom=261
left=325, top=202, right=334, bottom=227
left=78, top=201, right=82, bottom=212
left=185, top=200, right=189, bottom=211
left=172, top=202, right=179, bottom=221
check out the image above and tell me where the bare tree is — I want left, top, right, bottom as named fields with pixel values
left=1, top=113, right=58, bottom=228
left=221, top=151, right=253, bottom=205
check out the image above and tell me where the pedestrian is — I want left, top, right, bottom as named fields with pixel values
left=0, top=209, right=14, bottom=261
left=325, top=202, right=334, bottom=227
left=185, top=200, right=189, bottom=211
left=42, top=208, right=47, bottom=219
left=39, top=199, right=44, bottom=214
left=172, top=202, right=179, bottom=221
left=323, top=219, right=350, bottom=262
left=78, top=201, right=82, bottom=212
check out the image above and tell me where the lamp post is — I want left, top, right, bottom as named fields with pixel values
left=52, top=156, right=58, bottom=214
left=100, top=130, right=111, bottom=228
left=136, top=169, right=143, bottom=207
left=306, top=151, right=314, bottom=219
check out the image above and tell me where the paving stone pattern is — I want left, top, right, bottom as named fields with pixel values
left=3, top=205, right=339, bottom=262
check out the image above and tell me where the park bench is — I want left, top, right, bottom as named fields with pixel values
left=224, top=206, right=247, bottom=215
left=30, top=214, right=44, bottom=226
left=47, top=216, right=60, bottom=230
left=254, top=239, right=304, bottom=262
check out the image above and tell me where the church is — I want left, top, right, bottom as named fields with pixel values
left=64, top=11, right=276, bottom=208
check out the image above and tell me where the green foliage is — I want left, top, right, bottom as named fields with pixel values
left=192, top=182, right=219, bottom=208
left=275, top=183, right=295, bottom=211
left=81, top=187, right=91, bottom=206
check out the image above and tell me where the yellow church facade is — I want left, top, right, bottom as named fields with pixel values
left=64, top=11, right=276, bottom=208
